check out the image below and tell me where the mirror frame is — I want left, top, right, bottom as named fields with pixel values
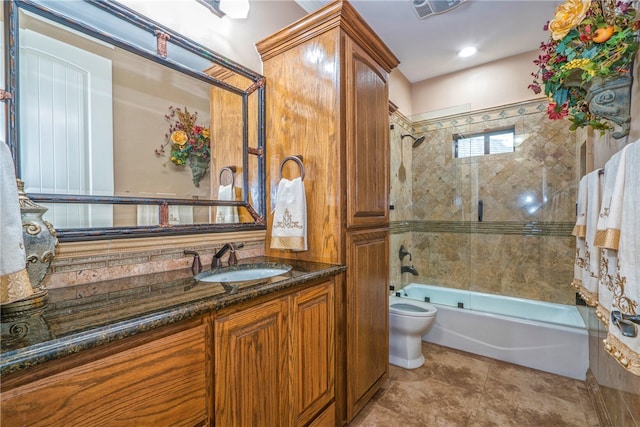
left=4, top=0, right=267, bottom=241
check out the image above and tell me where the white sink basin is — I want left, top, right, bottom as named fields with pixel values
left=195, top=264, right=292, bottom=283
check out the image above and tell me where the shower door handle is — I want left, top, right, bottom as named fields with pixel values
left=478, top=200, right=483, bottom=222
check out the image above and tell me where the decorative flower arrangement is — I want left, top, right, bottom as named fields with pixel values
left=155, top=106, right=211, bottom=166
left=529, top=0, right=639, bottom=132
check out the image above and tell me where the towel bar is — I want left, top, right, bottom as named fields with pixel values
left=219, top=166, right=237, bottom=186
left=279, top=155, right=305, bottom=181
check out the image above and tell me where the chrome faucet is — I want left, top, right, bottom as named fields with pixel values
left=212, top=243, right=244, bottom=268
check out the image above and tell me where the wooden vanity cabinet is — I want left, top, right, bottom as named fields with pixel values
left=213, top=279, right=336, bottom=426
left=0, top=316, right=211, bottom=427
left=257, top=1, right=397, bottom=423
left=1, top=278, right=337, bottom=427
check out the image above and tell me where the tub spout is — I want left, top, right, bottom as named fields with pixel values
left=401, top=265, right=419, bottom=276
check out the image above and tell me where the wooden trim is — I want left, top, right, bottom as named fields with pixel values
left=256, top=0, right=399, bottom=72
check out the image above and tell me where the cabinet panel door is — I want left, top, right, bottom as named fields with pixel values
left=292, top=281, right=335, bottom=426
left=214, top=299, right=288, bottom=427
left=345, top=38, right=390, bottom=229
left=346, top=229, right=389, bottom=421
left=1, top=320, right=209, bottom=427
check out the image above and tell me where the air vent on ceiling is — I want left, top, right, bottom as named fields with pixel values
left=412, top=0, right=468, bottom=20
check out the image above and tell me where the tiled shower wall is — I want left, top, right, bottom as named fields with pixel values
left=391, top=100, right=578, bottom=305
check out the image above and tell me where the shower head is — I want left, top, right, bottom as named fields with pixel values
left=401, top=134, right=426, bottom=148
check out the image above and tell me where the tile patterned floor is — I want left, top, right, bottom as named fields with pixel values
left=350, top=342, right=600, bottom=427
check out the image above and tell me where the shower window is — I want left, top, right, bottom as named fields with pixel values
left=453, top=127, right=515, bottom=158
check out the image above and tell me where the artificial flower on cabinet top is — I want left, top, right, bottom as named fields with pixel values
left=530, top=0, right=639, bottom=135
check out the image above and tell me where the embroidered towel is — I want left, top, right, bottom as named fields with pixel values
left=572, top=171, right=601, bottom=306
left=0, top=142, right=34, bottom=304
left=595, top=149, right=626, bottom=325
left=572, top=175, right=588, bottom=296
left=216, top=184, right=239, bottom=224
left=581, top=170, right=602, bottom=305
left=595, top=145, right=630, bottom=250
left=604, top=140, right=640, bottom=376
left=270, top=177, right=307, bottom=251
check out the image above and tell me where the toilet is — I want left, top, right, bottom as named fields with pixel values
left=389, top=295, right=437, bottom=369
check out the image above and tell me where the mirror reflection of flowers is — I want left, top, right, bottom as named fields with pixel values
left=529, top=0, right=639, bottom=132
left=155, top=106, right=211, bottom=166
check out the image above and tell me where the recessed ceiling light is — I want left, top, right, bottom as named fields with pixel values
left=458, top=46, right=477, bottom=58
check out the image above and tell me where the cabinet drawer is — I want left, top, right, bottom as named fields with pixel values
left=1, top=320, right=209, bottom=426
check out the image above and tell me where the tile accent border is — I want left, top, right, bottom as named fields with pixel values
left=390, top=220, right=574, bottom=236
left=413, top=98, right=548, bottom=132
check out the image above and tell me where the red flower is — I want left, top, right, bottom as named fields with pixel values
left=528, top=83, right=542, bottom=94
left=547, top=103, right=568, bottom=120
left=580, top=24, right=592, bottom=42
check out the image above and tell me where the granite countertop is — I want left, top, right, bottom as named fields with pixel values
left=0, top=256, right=345, bottom=377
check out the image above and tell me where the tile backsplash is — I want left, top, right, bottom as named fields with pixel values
left=42, top=231, right=266, bottom=289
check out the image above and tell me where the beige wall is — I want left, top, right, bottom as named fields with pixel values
left=389, top=69, right=412, bottom=117
left=410, top=51, right=539, bottom=119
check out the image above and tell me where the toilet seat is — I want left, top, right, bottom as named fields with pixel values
left=389, top=296, right=437, bottom=318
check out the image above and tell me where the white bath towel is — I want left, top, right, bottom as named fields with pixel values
left=595, top=149, right=626, bottom=325
left=595, top=145, right=630, bottom=251
left=581, top=170, right=602, bottom=305
left=603, top=140, right=640, bottom=376
left=0, top=142, right=34, bottom=304
left=270, top=177, right=307, bottom=251
left=571, top=171, right=601, bottom=306
left=216, top=184, right=239, bottom=224
left=571, top=175, right=589, bottom=299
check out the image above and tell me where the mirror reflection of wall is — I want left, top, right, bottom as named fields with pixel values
left=17, top=8, right=248, bottom=229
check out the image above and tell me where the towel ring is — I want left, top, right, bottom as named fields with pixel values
left=219, top=166, right=237, bottom=186
left=279, top=155, right=305, bottom=181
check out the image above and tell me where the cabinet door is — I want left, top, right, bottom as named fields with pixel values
left=292, top=281, right=335, bottom=426
left=214, top=298, right=289, bottom=427
left=1, top=318, right=209, bottom=427
left=345, top=229, right=389, bottom=421
left=345, top=38, right=390, bottom=229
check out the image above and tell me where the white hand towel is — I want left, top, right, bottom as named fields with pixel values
left=0, top=142, right=34, bottom=304
left=603, top=140, right=640, bottom=376
left=595, top=149, right=626, bottom=325
left=270, top=177, right=307, bottom=251
left=216, top=184, right=239, bottom=224
left=573, top=170, right=601, bottom=306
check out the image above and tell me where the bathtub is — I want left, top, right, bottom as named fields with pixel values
left=397, top=283, right=589, bottom=380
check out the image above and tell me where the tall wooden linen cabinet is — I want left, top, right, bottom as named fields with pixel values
left=256, top=1, right=399, bottom=424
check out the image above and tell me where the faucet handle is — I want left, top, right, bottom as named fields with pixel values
left=228, top=249, right=238, bottom=266
left=184, top=250, right=202, bottom=275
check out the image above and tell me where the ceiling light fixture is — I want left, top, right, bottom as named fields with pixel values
left=457, top=46, right=477, bottom=58
left=196, top=0, right=249, bottom=19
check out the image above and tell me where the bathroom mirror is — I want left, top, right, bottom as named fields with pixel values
left=3, top=0, right=266, bottom=241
